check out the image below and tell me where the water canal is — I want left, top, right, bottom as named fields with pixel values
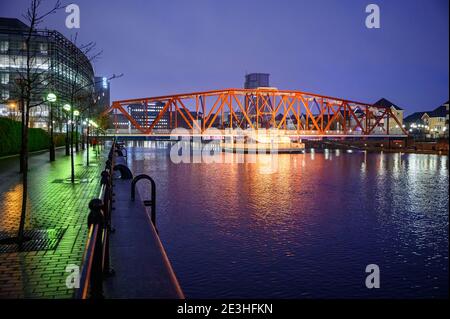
left=125, top=141, right=448, bottom=298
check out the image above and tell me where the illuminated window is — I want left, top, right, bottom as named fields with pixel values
left=1, top=89, right=9, bottom=100
left=39, top=42, right=48, bottom=54
left=0, top=73, right=9, bottom=84
left=0, top=41, right=8, bottom=53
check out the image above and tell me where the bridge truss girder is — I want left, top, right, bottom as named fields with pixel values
left=104, top=88, right=408, bottom=137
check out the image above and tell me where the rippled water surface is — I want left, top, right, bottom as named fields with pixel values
left=126, top=141, right=448, bottom=298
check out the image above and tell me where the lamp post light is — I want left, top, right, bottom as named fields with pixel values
left=46, top=93, right=57, bottom=162
left=86, top=119, right=98, bottom=165
left=82, top=120, right=87, bottom=151
left=69, top=105, right=76, bottom=184
left=8, top=101, right=17, bottom=119
left=74, top=110, right=80, bottom=152
left=90, top=120, right=99, bottom=157
left=63, top=104, right=71, bottom=156
left=86, top=118, right=90, bottom=166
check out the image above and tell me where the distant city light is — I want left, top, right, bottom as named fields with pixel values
left=89, top=120, right=98, bottom=128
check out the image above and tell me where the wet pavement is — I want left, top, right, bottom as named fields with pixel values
left=0, top=147, right=105, bottom=298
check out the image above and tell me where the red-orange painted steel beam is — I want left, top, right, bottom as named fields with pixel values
left=106, top=88, right=406, bottom=137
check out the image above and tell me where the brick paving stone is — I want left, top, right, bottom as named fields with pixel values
left=0, top=147, right=107, bottom=299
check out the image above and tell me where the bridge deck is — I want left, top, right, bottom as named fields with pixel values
left=103, top=156, right=184, bottom=298
left=102, top=133, right=408, bottom=138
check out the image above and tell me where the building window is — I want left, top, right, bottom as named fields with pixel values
left=0, top=41, right=8, bottom=53
left=0, top=73, right=9, bottom=84
left=1, top=89, right=10, bottom=100
left=39, top=42, right=48, bottom=54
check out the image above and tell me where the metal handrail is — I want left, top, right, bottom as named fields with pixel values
left=76, top=224, right=99, bottom=299
left=76, top=140, right=116, bottom=299
left=131, top=174, right=156, bottom=228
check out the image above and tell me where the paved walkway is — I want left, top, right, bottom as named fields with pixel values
left=0, top=147, right=105, bottom=298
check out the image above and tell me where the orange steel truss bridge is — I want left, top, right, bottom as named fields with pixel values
left=104, top=88, right=408, bottom=138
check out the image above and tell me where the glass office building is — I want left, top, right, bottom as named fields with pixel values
left=0, top=18, right=94, bottom=128
left=112, top=101, right=170, bottom=132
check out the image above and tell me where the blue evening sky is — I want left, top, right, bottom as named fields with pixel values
left=1, top=0, right=448, bottom=114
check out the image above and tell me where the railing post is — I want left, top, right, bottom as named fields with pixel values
left=87, top=198, right=105, bottom=299
left=101, top=170, right=111, bottom=225
left=100, top=169, right=114, bottom=276
left=131, top=174, right=157, bottom=228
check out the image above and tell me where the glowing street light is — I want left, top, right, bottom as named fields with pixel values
left=46, top=92, right=57, bottom=103
left=62, top=104, right=71, bottom=155
left=46, top=93, right=57, bottom=161
left=73, top=110, right=81, bottom=153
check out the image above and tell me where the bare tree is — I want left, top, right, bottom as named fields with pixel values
left=73, top=73, right=122, bottom=168
left=64, top=34, right=103, bottom=183
left=8, top=0, right=63, bottom=244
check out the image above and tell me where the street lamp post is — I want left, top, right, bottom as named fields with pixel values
left=70, top=106, right=75, bottom=184
left=82, top=120, right=87, bottom=150
left=63, top=104, right=71, bottom=156
left=86, top=118, right=90, bottom=166
left=95, top=127, right=99, bottom=157
left=8, top=101, right=17, bottom=120
left=47, top=93, right=57, bottom=162
left=74, top=110, right=80, bottom=152
left=87, top=119, right=98, bottom=165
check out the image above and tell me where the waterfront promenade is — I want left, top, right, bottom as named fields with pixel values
left=103, top=165, right=184, bottom=298
left=0, top=148, right=104, bottom=298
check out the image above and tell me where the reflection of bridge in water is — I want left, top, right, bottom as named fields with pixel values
left=103, top=88, right=408, bottom=138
